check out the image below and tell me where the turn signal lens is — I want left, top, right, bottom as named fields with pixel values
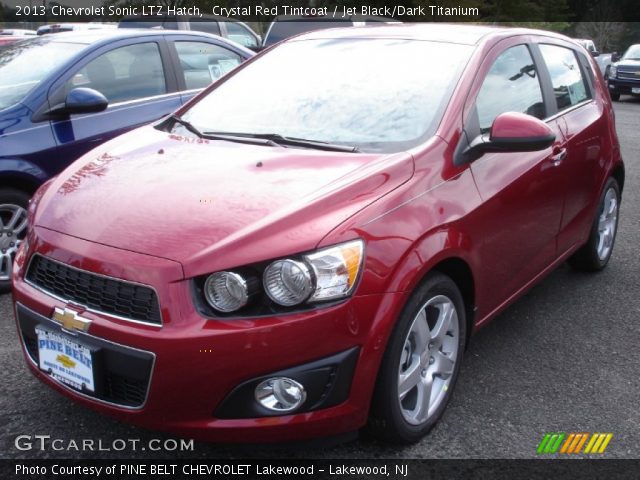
left=305, top=239, right=364, bottom=302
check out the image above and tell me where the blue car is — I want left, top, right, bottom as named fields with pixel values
left=0, top=29, right=253, bottom=289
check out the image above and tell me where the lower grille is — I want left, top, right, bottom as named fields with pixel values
left=26, top=254, right=162, bottom=325
left=104, top=372, right=148, bottom=406
left=17, top=303, right=154, bottom=409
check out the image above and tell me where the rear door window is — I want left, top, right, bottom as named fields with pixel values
left=174, top=41, right=242, bottom=90
left=225, top=22, right=258, bottom=49
left=539, top=44, right=591, bottom=111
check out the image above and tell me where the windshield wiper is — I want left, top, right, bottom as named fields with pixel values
left=168, top=114, right=204, bottom=138
left=168, top=115, right=277, bottom=147
left=202, top=131, right=360, bottom=153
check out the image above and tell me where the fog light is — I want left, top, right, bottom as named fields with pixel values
left=255, top=377, right=306, bottom=412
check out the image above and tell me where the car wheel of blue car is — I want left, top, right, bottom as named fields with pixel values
left=0, top=188, right=29, bottom=292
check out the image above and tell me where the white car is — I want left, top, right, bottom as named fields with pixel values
left=0, top=29, right=37, bottom=36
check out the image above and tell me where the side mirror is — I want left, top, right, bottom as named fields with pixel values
left=63, top=88, right=109, bottom=114
left=591, top=50, right=600, bottom=58
left=612, top=52, right=620, bottom=62
left=463, top=112, right=555, bottom=160
left=48, top=88, right=108, bottom=117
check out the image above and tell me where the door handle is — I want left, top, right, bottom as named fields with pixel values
left=550, top=147, right=567, bottom=167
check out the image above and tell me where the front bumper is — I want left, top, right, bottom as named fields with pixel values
left=12, top=226, right=406, bottom=442
left=608, top=77, right=640, bottom=94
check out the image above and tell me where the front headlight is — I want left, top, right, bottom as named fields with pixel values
left=204, top=271, right=250, bottom=312
left=264, top=259, right=314, bottom=306
left=610, top=64, right=617, bottom=78
left=197, top=239, right=365, bottom=315
left=263, top=240, right=364, bottom=307
left=304, top=240, right=364, bottom=302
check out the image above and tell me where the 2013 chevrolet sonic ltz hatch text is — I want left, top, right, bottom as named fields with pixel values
left=12, top=24, right=624, bottom=444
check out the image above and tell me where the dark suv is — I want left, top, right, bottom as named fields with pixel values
left=607, top=44, right=640, bottom=100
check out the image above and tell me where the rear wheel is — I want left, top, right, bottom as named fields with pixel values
left=367, top=273, right=466, bottom=443
left=0, top=188, right=30, bottom=293
left=569, top=178, right=620, bottom=272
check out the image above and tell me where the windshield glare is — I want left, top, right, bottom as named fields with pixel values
left=623, top=45, right=640, bottom=60
left=0, top=39, right=84, bottom=111
left=182, top=38, right=472, bottom=153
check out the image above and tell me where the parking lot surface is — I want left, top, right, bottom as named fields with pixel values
left=1, top=99, right=638, bottom=459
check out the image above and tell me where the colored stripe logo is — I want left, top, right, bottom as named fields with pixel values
left=537, top=433, right=613, bottom=454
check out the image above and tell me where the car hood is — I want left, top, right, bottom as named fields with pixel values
left=35, top=126, right=415, bottom=277
left=615, top=59, right=640, bottom=69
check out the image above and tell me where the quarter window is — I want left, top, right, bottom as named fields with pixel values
left=476, top=45, right=545, bottom=132
left=175, top=41, right=242, bottom=90
left=66, top=43, right=166, bottom=104
left=539, top=44, right=591, bottom=111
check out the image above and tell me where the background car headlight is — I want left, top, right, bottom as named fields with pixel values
left=204, top=271, right=249, bottom=312
left=305, top=239, right=364, bottom=302
left=610, top=65, right=617, bottom=78
left=264, top=259, right=313, bottom=306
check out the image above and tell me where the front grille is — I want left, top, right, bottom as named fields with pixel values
left=26, top=254, right=162, bottom=325
left=617, top=70, right=640, bottom=81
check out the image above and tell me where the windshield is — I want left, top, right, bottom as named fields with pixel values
left=181, top=38, right=473, bottom=153
left=0, top=39, right=84, bottom=111
left=622, top=44, right=640, bottom=60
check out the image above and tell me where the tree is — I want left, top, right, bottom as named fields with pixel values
left=574, top=0, right=625, bottom=52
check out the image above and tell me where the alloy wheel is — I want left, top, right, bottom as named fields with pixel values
left=596, top=187, right=618, bottom=261
left=397, top=295, right=459, bottom=425
left=0, top=204, right=28, bottom=281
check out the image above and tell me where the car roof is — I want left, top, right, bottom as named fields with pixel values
left=293, top=23, right=568, bottom=46
left=38, top=28, right=232, bottom=45
left=270, top=14, right=398, bottom=22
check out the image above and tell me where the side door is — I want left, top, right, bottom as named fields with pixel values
left=165, top=37, right=246, bottom=104
left=46, top=37, right=182, bottom=169
left=464, top=40, right=567, bottom=310
left=535, top=41, right=606, bottom=254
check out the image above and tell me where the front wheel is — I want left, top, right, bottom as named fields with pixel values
left=569, top=178, right=620, bottom=272
left=0, top=188, right=30, bottom=293
left=610, top=91, right=620, bottom=101
left=367, top=273, right=466, bottom=443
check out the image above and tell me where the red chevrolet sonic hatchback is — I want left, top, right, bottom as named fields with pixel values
left=12, top=24, right=624, bottom=443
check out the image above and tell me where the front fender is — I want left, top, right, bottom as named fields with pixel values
left=0, top=158, right=48, bottom=191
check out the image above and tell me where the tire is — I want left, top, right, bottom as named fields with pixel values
left=569, top=177, right=620, bottom=272
left=610, top=91, right=620, bottom=101
left=0, top=188, right=30, bottom=293
left=367, top=272, right=466, bottom=443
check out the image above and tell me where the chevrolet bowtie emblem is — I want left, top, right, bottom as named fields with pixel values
left=52, top=307, right=91, bottom=332
left=56, top=354, right=76, bottom=369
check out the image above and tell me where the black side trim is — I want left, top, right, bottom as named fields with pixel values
left=214, top=347, right=360, bottom=419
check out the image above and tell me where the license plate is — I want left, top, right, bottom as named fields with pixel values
left=632, top=88, right=640, bottom=94
left=36, top=327, right=95, bottom=392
